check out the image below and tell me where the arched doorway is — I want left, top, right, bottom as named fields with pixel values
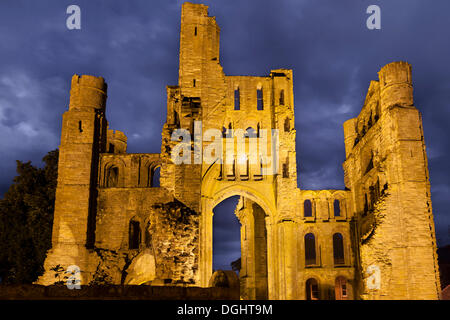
left=200, top=161, right=276, bottom=298
left=306, top=278, right=320, bottom=300
left=211, top=194, right=269, bottom=300
left=213, top=196, right=241, bottom=272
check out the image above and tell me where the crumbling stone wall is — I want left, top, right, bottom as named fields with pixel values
left=343, top=62, right=441, bottom=299
left=94, top=190, right=200, bottom=286
left=149, top=200, right=199, bottom=284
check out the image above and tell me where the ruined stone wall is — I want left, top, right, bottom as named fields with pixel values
left=94, top=189, right=199, bottom=285
left=343, top=62, right=441, bottom=299
left=91, top=151, right=201, bottom=285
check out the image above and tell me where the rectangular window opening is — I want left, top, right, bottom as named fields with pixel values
left=234, top=89, right=240, bottom=110
left=257, top=89, right=264, bottom=110
left=304, top=200, right=313, bottom=217
left=280, top=89, right=285, bottom=105
left=334, top=199, right=341, bottom=217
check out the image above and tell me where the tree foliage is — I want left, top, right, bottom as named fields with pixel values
left=0, top=149, right=58, bottom=284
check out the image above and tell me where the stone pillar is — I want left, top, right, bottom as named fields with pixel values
left=199, top=198, right=214, bottom=287
left=279, top=220, right=297, bottom=299
left=265, top=217, right=277, bottom=299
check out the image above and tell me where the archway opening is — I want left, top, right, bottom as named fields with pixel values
left=151, top=166, right=161, bottom=187
left=212, top=194, right=268, bottom=300
left=213, top=196, right=241, bottom=272
left=306, top=278, right=319, bottom=300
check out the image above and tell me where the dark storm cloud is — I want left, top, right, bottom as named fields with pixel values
left=0, top=0, right=449, bottom=267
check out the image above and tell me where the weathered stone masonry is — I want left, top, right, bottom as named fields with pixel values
left=38, top=2, right=440, bottom=300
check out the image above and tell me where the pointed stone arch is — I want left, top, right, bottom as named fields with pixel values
left=101, top=157, right=126, bottom=187
left=199, top=177, right=277, bottom=298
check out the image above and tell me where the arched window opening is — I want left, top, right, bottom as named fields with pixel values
left=106, top=166, right=119, bottom=187
left=335, top=277, right=348, bottom=300
left=129, top=220, right=141, bottom=250
left=279, top=90, right=285, bottom=105
left=151, top=167, right=161, bottom=187
left=284, top=117, right=290, bottom=132
left=222, top=126, right=227, bottom=138
left=333, top=233, right=345, bottom=265
left=246, top=127, right=257, bottom=138
left=305, top=233, right=316, bottom=266
left=304, top=200, right=312, bottom=217
left=306, top=278, right=319, bottom=300
left=334, top=199, right=341, bottom=217
left=194, top=26, right=197, bottom=36
left=234, top=89, right=240, bottom=110
left=257, top=89, right=264, bottom=110
left=78, top=120, right=83, bottom=133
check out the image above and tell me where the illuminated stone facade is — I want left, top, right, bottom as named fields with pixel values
left=38, top=2, right=440, bottom=300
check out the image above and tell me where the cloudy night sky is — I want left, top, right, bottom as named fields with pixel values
left=0, top=0, right=449, bottom=270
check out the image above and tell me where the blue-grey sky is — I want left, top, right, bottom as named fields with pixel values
left=0, top=0, right=449, bottom=269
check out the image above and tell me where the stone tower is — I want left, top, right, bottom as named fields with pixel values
left=39, top=75, right=108, bottom=284
left=343, top=62, right=441, bottom=299
left=38, top=2, right=440, bottom=300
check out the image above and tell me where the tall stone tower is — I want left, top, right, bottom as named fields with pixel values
left=161, top=2, right=299, bottom=298
left=343, top=62, right=441, bottom=299
left=39, top=75, right=108, bottom=284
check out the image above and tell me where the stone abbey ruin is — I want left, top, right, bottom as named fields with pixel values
left=38, top=2, right=441, bottom=299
